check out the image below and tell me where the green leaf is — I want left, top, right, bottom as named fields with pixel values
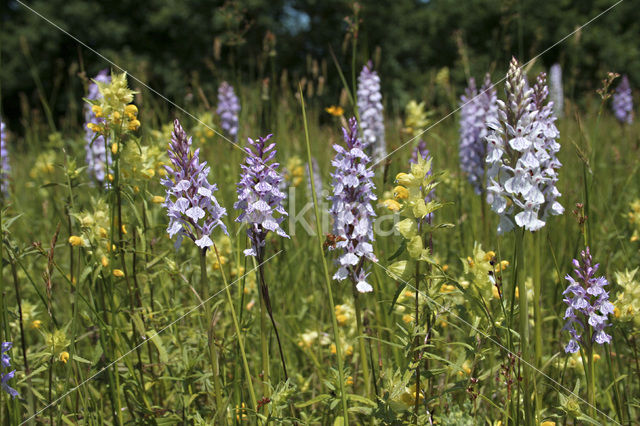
left=347, top=394, right=376, bottom=407
left=148, top=331, right=169, bottom=364
left=388, top=282, right=408, bottom=315
left=295, top=394, right=331, bottom=408
left=387, top=240, right=407, bottom=261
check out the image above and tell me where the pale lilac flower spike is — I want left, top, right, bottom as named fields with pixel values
left=84, top=69, right=112, bottom=184
left=217, top=81, right=241, bottom=142
left=459, top=74, right=498, bottom=195
left=549, top=63, right=564, bottom=118
left=612, top=75, right=633, bottom=124
left=1, top=342, right=19, bottom=398
left=562, top=247, right=614, bottom=353
left=162, top=119, right=228, bottom=249
left=1, top=118, right=10, bottom=195
left=328, top=117, right=378, bottom=293
left=485, top=58, right=563, bottom=234
left=357, top=61, right=386, bottom=165
left=235, top=134, right=289, bottom=258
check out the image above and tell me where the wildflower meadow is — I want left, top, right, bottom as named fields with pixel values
left=1, top=1, right=640, bottom=424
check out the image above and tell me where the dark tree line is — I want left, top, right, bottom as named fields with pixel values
left=1, top=0, right=638, bottom=129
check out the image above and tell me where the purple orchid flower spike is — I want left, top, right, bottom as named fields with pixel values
left=161, top=119, right=228, bottom=250
left=235, top=134, right=289, bottom=259
left=328, top=117, right=378, bottom=293
left=562, top=247, right=614, bottom=353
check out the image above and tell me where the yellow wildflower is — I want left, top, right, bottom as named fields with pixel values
left=395, top=172, right=413, bottom=186
left=92, top=105, right=103, bottom=117
left=124, top=104, right=138, bottom=118
left=31, top=320, right=42, bottom=329
left=113, top=269, right=125, bottom=278
left=68, top=236, right=85, bottom=247
left=128, top=119, right=141, bottom=131
left=152, top=195, right=164, bottom=204
left=101, top=256, right=109, bottom=267
left=59, top=351, right=70, bottom=364
left=325, top=105, right=344, bottom=116
left=382, top=199, right=401, bottom=212
left=394, top=185, right=409, bottom=200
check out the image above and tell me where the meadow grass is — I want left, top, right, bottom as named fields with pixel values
left=0, top=64, right=639, bottom=426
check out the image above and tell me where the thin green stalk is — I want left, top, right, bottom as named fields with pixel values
left=213, top=244, right=258, bottom=415
left=202, top=249, right=225, bottom=421
left=605, top=344, right=624, bottom=424
left=300, top=86, right=349, bottom=425
left=414, top=259, right=421, bottom=425
left=515, top=228, right=532, bottom=425
left=352, top=285, right=371, bottom=398
left=532, top=231, right=542, bottom=422
left=259, top=271, right=270, bottom=397
left=586, top=341, right=596, bottom=419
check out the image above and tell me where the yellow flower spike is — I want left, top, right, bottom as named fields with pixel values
left=152, top=195, right=164, bottom=204
left=99, top=227, right=108, bottom=238
left=442, top=264, right=449, bottom=272
left=485, top=251, right=496, bottom=261
left=31, top=320, right=42, bottom=329
left=68, top=236, right=85, bottom=247
left=500, top=260, right=509, bottom=270
left=346, top=376, right=354, bottom=386
left=92, top=105, right=103, bottom=117
left=59, top=351, right=70, bottom=364
left=402, top=314, right=413, bottom=324
left=121, top=224, right=127, bottom=234
left=112, top=111, right=121, bottom=124
left=111, top=143, right=119, bottom=155
left=393, top=185, right=409, bottom=200
left=101, top=256, right=109, bottom=267
left=382, top=199, right=401, bottom=212
left=113, top=269, right=125, bottom=278
left=124, top=104, right=138, bottom=117
left=325, top=105, right=344, bottom=116
left=330, top=343, right=337, bottom=355
left=107, top=173, right=114, bottom=182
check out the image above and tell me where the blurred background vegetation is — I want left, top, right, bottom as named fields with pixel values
left=1, top=0, right=639, bottom=133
